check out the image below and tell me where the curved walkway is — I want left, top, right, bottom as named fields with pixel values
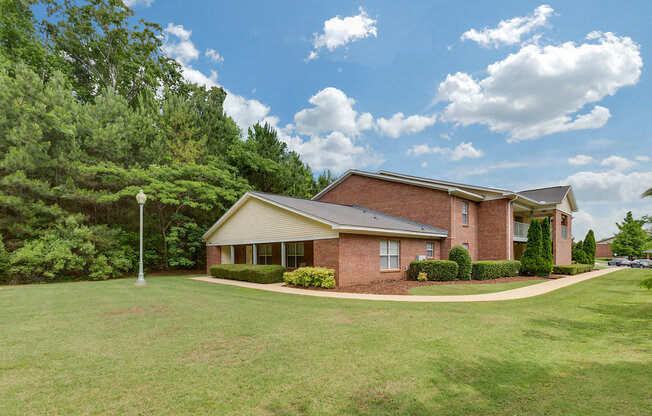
left=190, top=267, right=618, bottom=302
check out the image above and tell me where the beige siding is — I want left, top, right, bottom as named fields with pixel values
left=220, top=246, right=231, bottom=264
left=206, top=197, right=336, bottom=244
left=557, top=195, right=573, bottom=215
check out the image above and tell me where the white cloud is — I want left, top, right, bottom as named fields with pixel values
left=205, top=48, right=224, bottom=63
left=294, top=87, right=373, bottom=136
left=406, top=141, right=483, bottom=161
left=223, top=94, right=271, bottom=131
left=600, top=155, right=637, bottom=171
left=162, top=23, right=199, bottom=65
left=421, top=162, right=428, bottom=168
left=376, top=112, right=437, bottom=138
left=635, top=155, right=650, bottom=162
left=451, top=142, right=484, bottom=161
left=438, top=32, right=642, bottom=141
left=124, top=0, right=154, bottom=7
left=461, top=4, right=554, bottom=48
left=568, top=154, right=594, bottom=167
left=564, top=169, right=652, bottom=202
left=307, top=7, right=377, bottom=61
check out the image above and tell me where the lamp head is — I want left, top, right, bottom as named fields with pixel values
left=136, top=189, right=147, bottom=205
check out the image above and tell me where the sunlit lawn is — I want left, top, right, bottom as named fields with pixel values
left=1, top=269, right=651, bottom=415
left=409, top=279, right=544, bottom=295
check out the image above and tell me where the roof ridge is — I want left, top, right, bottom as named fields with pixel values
left=518, top=185, right=570, bottom=193
left=376, top=170, right=513, bottom=193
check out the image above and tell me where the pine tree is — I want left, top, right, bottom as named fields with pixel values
left=539, top=218, right=553, bottom=275
left=583, top=230, right=596, bottom=266
left=520, top=219, right=542, bottom=276
left=572, top=240, right=589, bottom=264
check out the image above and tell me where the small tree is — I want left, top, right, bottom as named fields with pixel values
left=583, top=230, right=596, bottom=266
left=539, top=218, right=553, bottom=276
left=0, top=233, right=9, bottom=282
left=610, top=212, right=647, bottom=258
left=520, top=219, right=542, bottom=276
left=572, top=240, right=589, bottom=264
left=448, top=245, right=472, bottom=280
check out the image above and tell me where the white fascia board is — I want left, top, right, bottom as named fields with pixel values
left=202, top=192, right=253, bottom=240
left=249, top=193, right=338, bottom=227
left=449, top=189, right=485, bottom=202
left=334, top=225, right=447, bottom=239
left=206, top=234, right=339, bottom=246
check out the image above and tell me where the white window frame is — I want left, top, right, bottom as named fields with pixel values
left=463, top=243, right=469, bottom=251
left=426, top=242, right=434, bottom=258
left=258, top=244, right=272, bottom=265
left=462, top=201, right=468, bottom=225
left=286, top=242, right=305, bottom=268
left=380, top=241, right=400, bottom=270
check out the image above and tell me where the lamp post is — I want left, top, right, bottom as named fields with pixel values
left=135, top=190, right=147, bottom=286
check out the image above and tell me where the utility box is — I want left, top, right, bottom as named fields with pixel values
left=415, top=255, right=426, bottom=261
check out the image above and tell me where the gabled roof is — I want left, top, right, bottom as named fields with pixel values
left=597, top=236, right=616, bottom=244
left=202, top=191, right=448, bottom=241
left=517, top=185, right=578, bottom=212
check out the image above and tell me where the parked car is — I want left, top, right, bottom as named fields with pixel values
left=607, top=258, right=631, bottom=266
left=630, top=259, right=652, bottom=268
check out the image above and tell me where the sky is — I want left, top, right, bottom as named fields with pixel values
left=125, top=0, right=652, bottom=240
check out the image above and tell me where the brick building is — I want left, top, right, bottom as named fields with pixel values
left=204, top=170, right=578, bottom=286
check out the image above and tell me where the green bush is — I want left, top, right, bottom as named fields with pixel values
left=448, top=245, right=472, bottom=280
left=283, top=267, right=335, bottom=288
left=472, top=260, right=522, bottom=280
left=583, top=230, right=596, bottom=266
left=409, top=260, right=458, bottom=281
left=209, top=264, right=286, bottom=284
left=552, top=264, right=593, bottom=275
left=0, top=233, right=9, bottom=281
left=572, top=240, right=589, bottom=264
left=417, top=272, right=428, bottom=282
left=520, top=219, right=542, bottom=276
left=540, top=218, right=553, bottom=276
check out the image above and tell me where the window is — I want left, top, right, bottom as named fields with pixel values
left=286, top=242, right=304, bottom=268
left=462, top=201, right=468, bottom=225
left=258, top=244, right=272, bottom=265
left=463, top=243, right=469, bottom=251
left=426, top=242, right=434, bottom=258
left=380, top=241, right=399, bottom=270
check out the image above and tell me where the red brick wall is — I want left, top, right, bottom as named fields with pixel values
left=313, top=238, right=340, bottom=283
left=337, top=233, right=432, bottom=287
left=596, top=243, right=613, bottom=258
left=206, top=245, right=221, bottom=273
left=552, top=209, right=572, bottom=264
left=447, top=196, right=479, bottom=260
left=477, top=199, right=510, bottom=260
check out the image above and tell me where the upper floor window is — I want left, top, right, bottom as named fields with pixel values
left=426, top=242, right=434, bottom=258
left=463, top=243, right=469, bottom=251
left=462, top=201, right=468, bottom=225
left=286, top=242, right=304, bottom=268
left=380, top=241, right=399, bottom=270
left=258, top=244, right=272, bottom=265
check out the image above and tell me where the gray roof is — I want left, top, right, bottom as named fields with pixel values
left=251, top=192, right=448, bottom=236
left=517, top=186, right=571, bottom=204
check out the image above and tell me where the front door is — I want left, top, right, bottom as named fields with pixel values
left=245, top=245, right=253, bottom=264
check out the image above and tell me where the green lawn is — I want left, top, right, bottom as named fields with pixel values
left=1, top=269, right=651, bottom=415
left=409, top=279, right=545, bottom=295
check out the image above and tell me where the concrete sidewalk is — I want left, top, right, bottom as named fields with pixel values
left=190, top=267, right=618, bottom=303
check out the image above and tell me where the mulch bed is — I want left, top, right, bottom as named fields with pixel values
left=285, top=275, right=561, bottom=295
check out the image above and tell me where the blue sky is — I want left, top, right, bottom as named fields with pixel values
left=127, top=0, right=652, bottom=240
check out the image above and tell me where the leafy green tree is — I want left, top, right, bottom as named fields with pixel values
left=540, top=217, right=553, bottom=275
left=610, top=212, right=647, bottom=258
left=583, top=229, right=596, bottom=266
left=520, top=219, right=542, bottom=276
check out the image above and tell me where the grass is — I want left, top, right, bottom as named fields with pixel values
left=1, top=269, right=651, bottom=415
left=409, top=279, right=545, bottom=295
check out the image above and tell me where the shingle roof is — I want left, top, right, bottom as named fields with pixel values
left=517, top=186, right=571, bottom=204
left=251, top=192, right=448, bottom=236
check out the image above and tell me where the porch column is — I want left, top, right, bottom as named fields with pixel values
left=253, top=244, right=257, bottom=265
left=230, top=245, right=235, bottom=264
left=281, top=242, right=286, bottom=267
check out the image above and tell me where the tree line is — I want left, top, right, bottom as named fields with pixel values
left=0, top=0, right=334, bottom=283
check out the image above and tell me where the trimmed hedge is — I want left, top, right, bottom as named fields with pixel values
left=472, top=260, right=521, bottom=280
left=448, top=245, right=472, bottom=280
left=283, top=267, right=336, bottom=289
left=209, top=264, right=286, bottom=284
left=552, top=264, right=593, bottom=275
left=409, top=260, right=458, bottom=281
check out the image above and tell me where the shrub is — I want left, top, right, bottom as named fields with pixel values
left=0, top=233, right=8, bottom=281
left=448, top=245, right=472, bottom=280
left=472, top=260, right=522, bottom=280
left=520, top=219, right=542, bottom=276
left=417, top=272, right=428, bottom=282
left=552, top=264, right=593, bottom=275
left=583, top=230, right=596, bottom=266
left=409, top=260, right=458, bottom=281
left=540, top=218, right=553, bottom=276
left=209, top=264, right=286, bottom=284
left=283, top=267, right=335, bottom=288
left=572, top=240, right=589, bottom=264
